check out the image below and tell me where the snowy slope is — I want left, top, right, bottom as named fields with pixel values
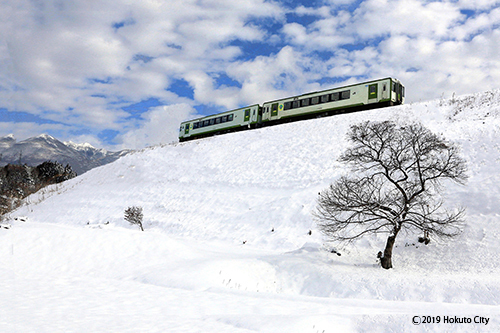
left=2, top=90, right=500, bottom=332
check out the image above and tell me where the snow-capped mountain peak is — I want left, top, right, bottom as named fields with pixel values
left=0, top=134, right=16, bottom=150
left=64, top=141, right=98, bottom=151
left=0, top=134, right=130, bottom=175
left=36, top=133, right=55, bottom=140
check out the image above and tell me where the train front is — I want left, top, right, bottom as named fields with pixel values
left=392, top=78, right=405, bottom=105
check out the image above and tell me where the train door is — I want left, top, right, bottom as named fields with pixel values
left=257, top=106, right=263, bottom=123
left=393, top=81, right=405, bottom=104
left=261, top=104, right=270, bottom=122
left=398, top=84, right=405, bottom=103
left=250, top=107, right=258, bottom=123
left=246, top=106, right=258, bottom=126
left=382, top=82, right=388, bottom=100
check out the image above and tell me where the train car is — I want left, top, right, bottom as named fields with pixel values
left=179, top=104, right=260, bottom=141
left=261, top=77, right=404, bottom=123
left=179, top=77, right=405, bottom=142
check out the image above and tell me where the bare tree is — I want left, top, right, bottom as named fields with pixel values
left=315, top=121, right=468, bottom=269
left=124, top=206, right=144, bottom=231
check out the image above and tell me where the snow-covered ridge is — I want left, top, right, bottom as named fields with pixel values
left=3, top=90, right=500, bottom=332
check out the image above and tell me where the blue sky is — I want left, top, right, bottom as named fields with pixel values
left=1, top=0, right=499, bottom=149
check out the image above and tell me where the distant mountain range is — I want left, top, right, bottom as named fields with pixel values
left=0, top=134, right=130, bottom=175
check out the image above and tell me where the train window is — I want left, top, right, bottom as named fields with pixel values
left=203, top=120, right=209, bottom=127
left=401, top=86, right=405, bottom=97
left=331, top=92, right=340, bottom=101
left=292, top=100, right=300, bottom=108
left=244, top=109, right=250, bottom=121
left=209, top=118, right=215, bottom=125
left=311, top=96, right=319, bottom=105
left=284, top=101, right=292, bottom=110
left=301, top=98, right=310, bottom=107
left=321, top=94, right=329, bottom=103
left=193, top=122, right=199, bottom=129
left=228, top=114, right=233, bottom=121
left=215, top=117, right=221, bottom=124
left=369, top=84, right=377, bottom=99
left=341, top=90, right=350, bottom=100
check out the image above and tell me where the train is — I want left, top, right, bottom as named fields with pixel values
left=179, top=77, right=405, bottom=142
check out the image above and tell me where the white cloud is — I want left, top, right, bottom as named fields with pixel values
left=452, top=7, right=500, bottom=40
left=226, top=46, right=326, bottom=104
left=118, top=103, right=198, bottom=149
left=457, top=0, right=500, bottom=11
left=282, top=9, right=354, bottom=51
left=294, top=5, right=333, bottom=18
left=350, top=0, right=464, bottom=39
left=368, top=28, right=500, bottom=101
left=0, top=0, right=284, bottom=142
left=0, top=122, right=73, bottom=143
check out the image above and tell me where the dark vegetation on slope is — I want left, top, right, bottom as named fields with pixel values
left=0, top=161, right=76, bottom=217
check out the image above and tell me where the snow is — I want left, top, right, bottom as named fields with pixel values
left=64, top=141, right=97, bottom=150
left=2, top=90, right=500, bottom=332
left=36, top=133, right=56, bottom=140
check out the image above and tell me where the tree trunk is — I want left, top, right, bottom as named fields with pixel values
left=381, top=235, right=396, bottom=269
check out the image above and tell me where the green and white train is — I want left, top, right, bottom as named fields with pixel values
left=179, top=77, right=405, bottom=142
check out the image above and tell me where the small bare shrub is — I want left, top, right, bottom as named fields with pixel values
left=124, top=206, right=144, bottom=231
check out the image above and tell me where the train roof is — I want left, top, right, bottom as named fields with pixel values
left=262, top=77, right=402, bottom=104
left=180, top=104, right=260, bottom=124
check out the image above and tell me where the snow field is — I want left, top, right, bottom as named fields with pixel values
left=2, top=90, right=500, bottom=332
